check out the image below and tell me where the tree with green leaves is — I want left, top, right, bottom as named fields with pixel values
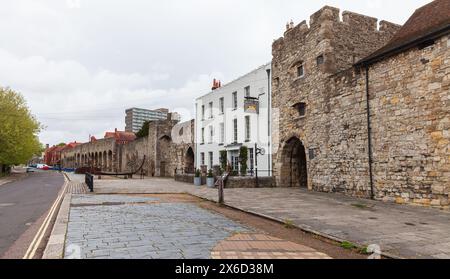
left=136, top=121, right=150, bottom=138
left=0, top=87, right=42, bottom=170
left=57, top=142, right=66, bottom=147
left=239, top=146, right=248, bottom=176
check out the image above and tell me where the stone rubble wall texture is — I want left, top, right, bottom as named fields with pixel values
left=271, top=6, right=449, bottom=207
left=368, top=36, right=450, bottom=206
left=62, top=119, right=195, bottom=178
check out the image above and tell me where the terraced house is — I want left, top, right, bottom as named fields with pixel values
left=271, top=0, right=450, bottom=207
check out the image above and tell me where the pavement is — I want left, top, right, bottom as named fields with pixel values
left=86, top=176, right=450, bottom=259
left=56, top=174, right=331, bottom=259
left=0, top=172, right=65, bottom=257
left=59, top=192, right=330, bottom=259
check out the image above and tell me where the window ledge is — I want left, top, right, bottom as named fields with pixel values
left=293, top=76, right=305, bottom=82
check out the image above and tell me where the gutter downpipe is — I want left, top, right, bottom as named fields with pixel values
left=365, top=65, right=375, bottom=200
left=266, top=68, right=272, bottom=177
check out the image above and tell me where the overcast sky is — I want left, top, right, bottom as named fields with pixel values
left=0, top=0, right=431, bottom=146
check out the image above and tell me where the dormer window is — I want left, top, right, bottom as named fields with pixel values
left=293, top=102, right=306, bottom=117
left=317, top=55, right=324, bottom=66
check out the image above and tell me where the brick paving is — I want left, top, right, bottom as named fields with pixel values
left=92, top=177, right=450, bottom=259
left=66, top=182, right=88, bottom=194
left=212, top=234, right=331, bottom=259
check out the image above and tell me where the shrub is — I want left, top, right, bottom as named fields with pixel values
left=239, top=146, right=248, bottom=176
left=207, top=169, right=214, bottom=178
left=195, top=169, right=201, bottom=177
left=220, top=150, right=227, bottom=170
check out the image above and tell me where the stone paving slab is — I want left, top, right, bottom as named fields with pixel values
left=65, top=194, right=250, bottom=259
left=93, top=178, right=450, bottom=259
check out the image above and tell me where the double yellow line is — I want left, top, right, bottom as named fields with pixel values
left=23, top=174, right=69, bottom=259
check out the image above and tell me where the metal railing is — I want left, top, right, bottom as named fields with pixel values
left=85, top=173, right=94, bottom=192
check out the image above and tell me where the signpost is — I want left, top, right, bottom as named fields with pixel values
left=254, top=143, right=265, bottom=188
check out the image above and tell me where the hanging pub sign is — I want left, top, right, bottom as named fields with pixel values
left=244, top=97, right=259, bottom=114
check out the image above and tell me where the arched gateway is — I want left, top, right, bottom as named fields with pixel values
left=184, top=147, right=195, bottom=174
left=280, top=137, right=308, bottom=188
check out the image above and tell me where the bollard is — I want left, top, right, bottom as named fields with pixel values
left=218, top=173, right=227, bottom=205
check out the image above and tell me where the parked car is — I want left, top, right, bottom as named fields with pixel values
left=26, top=167, right=35, bottom=173
left=36, top=164, right=51, bottom=170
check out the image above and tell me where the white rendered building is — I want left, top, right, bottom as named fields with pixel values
left=195, top=63, right=272, bottom=176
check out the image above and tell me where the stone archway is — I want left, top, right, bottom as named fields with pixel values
left=184, top=147, right=195, bottom=174
left=103, top=151, right=107, bottom=171
left=158, top=135, right=172, bottom=177
left=280, top=137, right=308, bottom=188
left=108, top=150, right=113, bottom=172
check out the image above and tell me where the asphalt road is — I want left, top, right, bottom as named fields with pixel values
left=0, top=171, right=65, bottom=257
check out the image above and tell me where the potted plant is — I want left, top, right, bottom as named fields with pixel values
left=206, top=169, right=215, bottom=188
left=194, top=169, right=202, bottom=186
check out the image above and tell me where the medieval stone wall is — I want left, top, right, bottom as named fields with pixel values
left=61, top=138, right=117, bottom=171
left=121, top=137, right=149, bottom=175
left=272, top=5, right=449, bottom=207
left=61, top=117, right=195, bottom=178
left=367, top=35, right=450, bottom=206
left=272, top=6, right=399, bottom=196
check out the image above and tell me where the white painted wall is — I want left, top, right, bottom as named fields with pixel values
left=195, top=63, right=272, bottom=176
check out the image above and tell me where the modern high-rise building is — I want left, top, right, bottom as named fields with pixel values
left=125, top=108, right=169, bottom=133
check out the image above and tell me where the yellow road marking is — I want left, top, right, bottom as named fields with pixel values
left=23, top=174, right=68, bottom=259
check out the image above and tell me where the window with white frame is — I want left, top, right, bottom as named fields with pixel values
left=209, top=102, right=213, bottom=119
left=201, top=128, right=205, bottom=144
left=219, top=123, right=224, bottom=144
left=232, top=156, right=239, bottom=172
left=232, top=92, right=237, bottom=110
left=200, top=152, right=205, bottom=166
left=245, top=116, right=251, bottom=141
left=209, top=152, right=213, bottom=169
left=233, top=118, right=238, bottom=143
left=219, top=97, right=224, bottom=114
left=209, top=126, right=214, bottom=143
left=244, top=86, right=251, bottom=97
left=201, top=105, right=205, bottom=120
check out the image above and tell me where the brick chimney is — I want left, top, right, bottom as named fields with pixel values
left=212, top=79, right=222, bottom=90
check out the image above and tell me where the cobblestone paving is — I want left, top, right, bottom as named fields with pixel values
left=65, top=194, right=249, bottom=259
left=93, top=178, right=450, bottom=259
